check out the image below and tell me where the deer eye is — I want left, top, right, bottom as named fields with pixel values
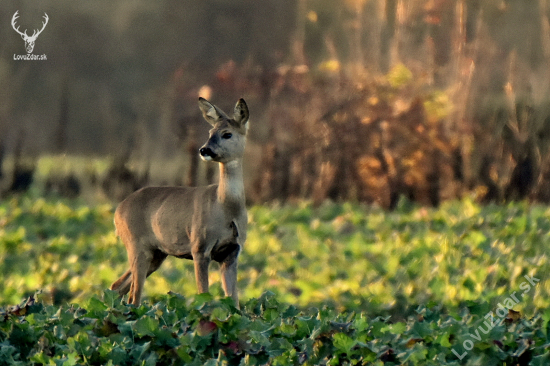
left=222, top=132, right=232, bottom=139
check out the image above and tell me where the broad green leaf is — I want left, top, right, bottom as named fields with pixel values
left=389, top=322, right=406, bottom=335
left=62, top=352, right=78, bottom=366
left=191, top=293, right=214, bottom=309
left=102, top=289, right=122, bottom=309
left=86, top=297, right=108, bottom=315
left=438, top=332, right=452, bottom=348
left=134, top=316, right=159, bottom=338
left=129, top=341, right=151, bottom=362
left=333, top=333, right=357, bottom=353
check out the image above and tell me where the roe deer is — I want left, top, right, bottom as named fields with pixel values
left=110, top=97, right=249, bottom=306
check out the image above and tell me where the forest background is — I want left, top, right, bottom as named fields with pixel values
left=1, top=0, right=550, bottom=206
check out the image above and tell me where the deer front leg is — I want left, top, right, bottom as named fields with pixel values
left=220, top=245, right=240, bottom=305
left=192, top=251, right=211, bottom=293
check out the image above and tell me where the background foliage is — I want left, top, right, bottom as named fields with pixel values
left=2, top=0, right=550, bottom=205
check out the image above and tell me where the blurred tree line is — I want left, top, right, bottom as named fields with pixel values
left=1, top=0, right=550, bottom=207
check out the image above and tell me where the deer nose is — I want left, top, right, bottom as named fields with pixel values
left=200, top=147, right=217, bottom=160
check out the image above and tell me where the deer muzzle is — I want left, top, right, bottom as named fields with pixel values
left=199, top=147, right=217, bottom=161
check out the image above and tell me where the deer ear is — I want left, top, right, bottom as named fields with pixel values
left=233, top=98, right=249, bottom=127
left=198, top=97, right=226, bottom=126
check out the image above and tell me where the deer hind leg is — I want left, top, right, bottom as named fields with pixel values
left=111, top=250, right=167, bottom=304
left=127, top=251, right=153, bottom=305
left=110, top=269, right=132, bottom=295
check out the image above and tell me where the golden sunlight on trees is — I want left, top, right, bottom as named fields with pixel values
left=2, top=0, right=550, bottom=207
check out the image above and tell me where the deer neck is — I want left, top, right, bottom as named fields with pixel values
left=217, top=159, right=245, bottom=211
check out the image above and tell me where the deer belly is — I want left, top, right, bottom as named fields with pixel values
left=151, top=227, right=193, bottom=259
left=160, top=241, right=193, bottom=259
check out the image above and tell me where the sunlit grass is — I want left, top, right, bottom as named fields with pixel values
left=1, top=194, right=549, bottom=317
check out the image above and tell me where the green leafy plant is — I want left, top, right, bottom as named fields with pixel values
left=1, top=194, right=550, bottom=363
left=1, top=196, right=550, bottom=314
left=0, top=291, right=548, bottom=365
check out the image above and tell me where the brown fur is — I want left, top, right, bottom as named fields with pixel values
left=110, top=98, right=249, bottom=306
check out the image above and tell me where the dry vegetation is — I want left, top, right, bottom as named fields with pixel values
left=2, top=0, right=550, bottom=207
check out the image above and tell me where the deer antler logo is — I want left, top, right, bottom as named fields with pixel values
left=12, top=11, right=49, bottom=54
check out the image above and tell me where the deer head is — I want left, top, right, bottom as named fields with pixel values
left=12, top=11, right=49, bottom=54
left=198, top=98, right=249, bottom=164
